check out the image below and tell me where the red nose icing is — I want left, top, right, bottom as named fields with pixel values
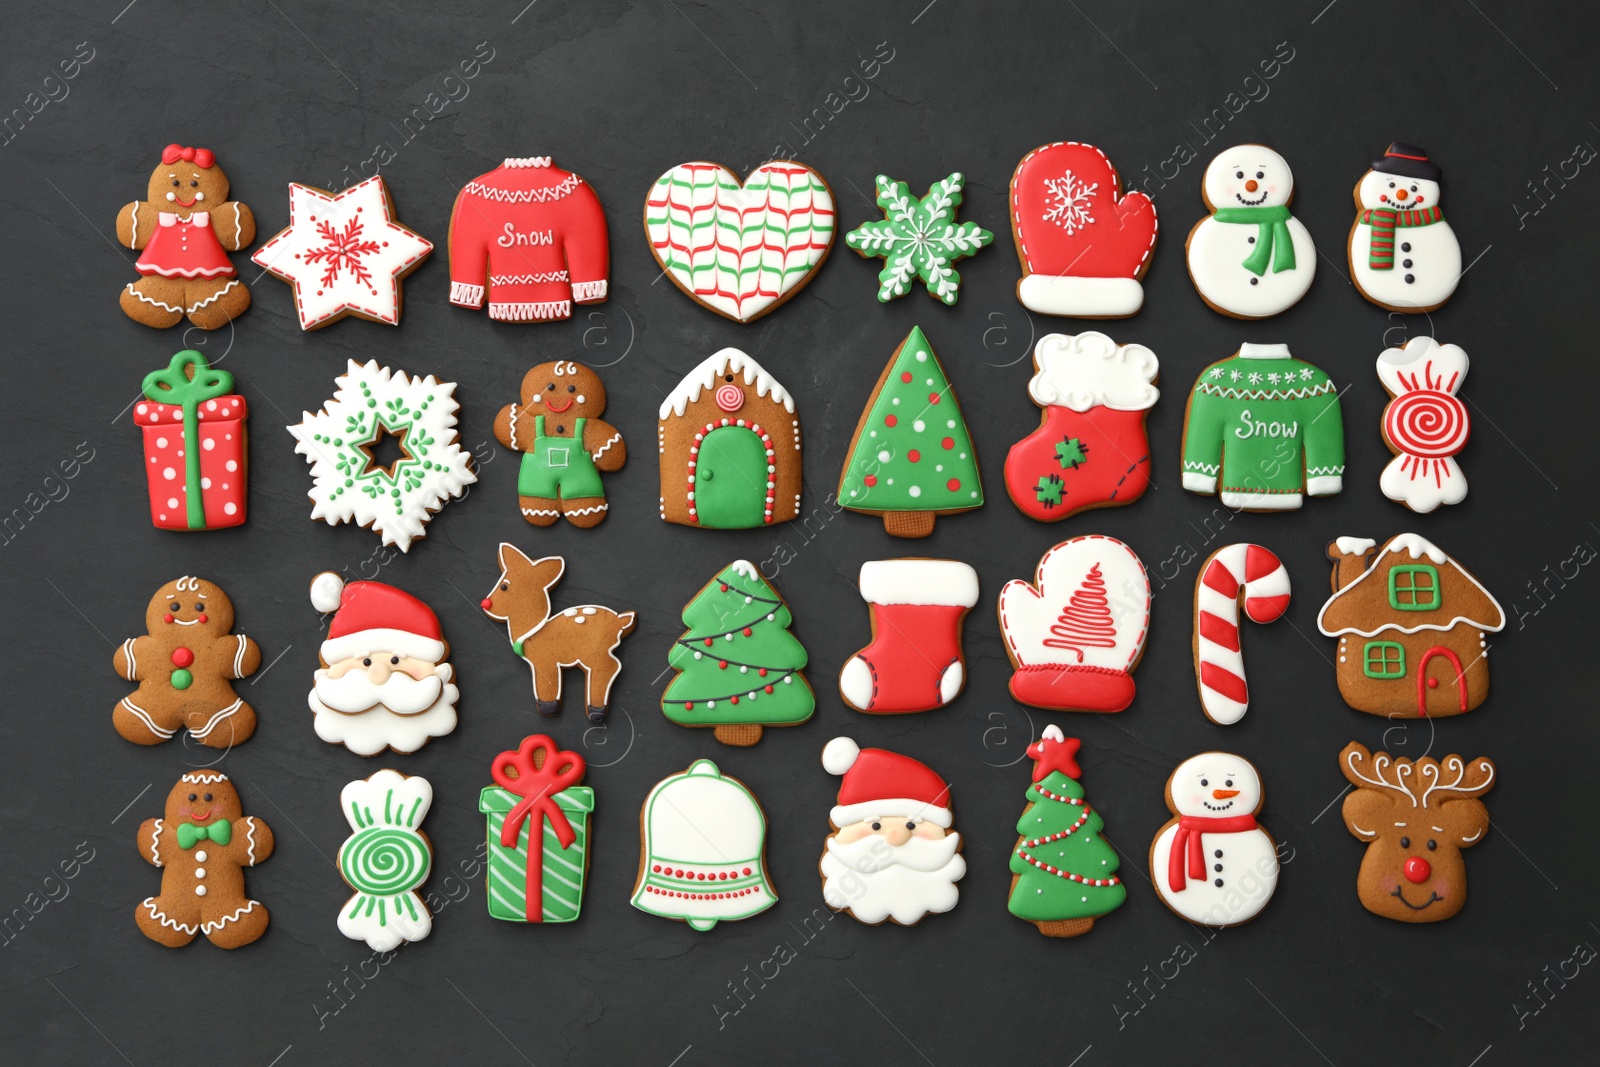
left=1395, top=189, right=1409, bottom=201
left=480, top=598, right=493, bottom=610
left=1403, top=856, right=1431, bottom=884
left=1245, top=179, right=1259, bottom=192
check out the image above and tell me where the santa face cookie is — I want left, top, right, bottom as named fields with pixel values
left=251, top=175, right=433, bottom=330
left=1192, top=544, right=1291, bottom=725
left=1340, top=743, right=1494, bottom=923
left=1149, top=753, right=1278, bottom=926
left=495, top=360, right=625, bottom=529
left=1349, top=143, right=1461, bottom=313
left=117, top=144, right=254, bottom=330
left=820, top=737, right=966, bottom=926
left=136, top=771, right=274, bottom=948
left=113, top=576, right=261, bottom=748
left=1376, top=337, right=1471, bottom=512
left=844, top=171, right=993, bottom=304
left=135, top=350, right=248, bottom=531
left=840, top=559, right=978, bottom=714
left=308, top=573, right=458, bottom=756
left=1185, top=145, right=1316, bottom=319
left=337, top=770, right=433, bottom=950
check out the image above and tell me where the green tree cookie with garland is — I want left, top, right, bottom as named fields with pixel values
left=1008, top=726, right=1126, bottom=937
left=662, top=561, right=812, bottom=746
left=844, top=171, right=993, bottom=304
left=838, top=325, right=984, bottom=538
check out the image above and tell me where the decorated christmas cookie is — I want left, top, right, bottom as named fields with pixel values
left=288, top=360, right=477, bottom=552
left=135, top=350, right=248, bottom=531
left=1339, top=742, right=1495, bottom=923
left=480, top=735, right=593, bottom=923
left=337, top=770, right=433, bottom=951
left=1349, top=143, right=1462, bottom=313
left=448, top=156, right=608, bottom=322
left=308, top=573, right=458, bottom=756
left=998, top=536, right=1150, bottom=713
left=113, top=577, right=261, bottom=748
left=1003, top=332, right=1158, bottom=521
left=1317, top=535, right=1505, bottom=718
left=662, top=561, right=813, bottom=746
left=820, top=737, right=966, bottom=926
left=1185, top=144, right=1316, bottom=319
left=658, top=348, right=802, bottom=528
left=1192, top=544, right=1291, bottom=725
left=117, top=144, right=254, bottom=330
left=840, top=559, right=978, bottom=714
left=1008, top=727, right=1125, bottom=937
left=1010, top=142, right=1158, bottom=318
left=1180, top=343, right=1345, bottom=510
left=844, top=171, right=993, bottom=304
left=1149, top=753, right=1278, bottom=926
left=480, top=544, right=636, bottom=723
left=495, top=360, right=625, bottom=528
left=632, top=759, right=776, bottom=932
left=838, top=326, right=983, bottom=537
left=644, top=160, right=835, bottom=322
left=1376, top=337, right=1471, bottom=512
left=251, top=175, right=433, bottom=330
left=136, top=771, right=273, bottom=948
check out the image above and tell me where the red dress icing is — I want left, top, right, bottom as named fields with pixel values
left=136, top=212, right=237, bottom=279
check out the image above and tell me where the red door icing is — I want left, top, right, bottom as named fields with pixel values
left=1415, top=646, right=1468, bottom=716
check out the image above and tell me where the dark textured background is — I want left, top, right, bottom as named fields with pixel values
left=3, top=1, right=1597, bottom=1063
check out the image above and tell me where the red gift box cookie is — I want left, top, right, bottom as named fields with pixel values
left=135, top=350, right=247, bottom=531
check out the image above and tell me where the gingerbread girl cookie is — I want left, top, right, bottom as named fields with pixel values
left=113, top=576, right=261, bottom=748
left=136, top=770, right=274, bottom=948
left=494, top=360, right=625, bottom=528
left=117, top=144, right=254, bottom=329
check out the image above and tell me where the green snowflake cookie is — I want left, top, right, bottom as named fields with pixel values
left=844, top=172, right=993, bottom=304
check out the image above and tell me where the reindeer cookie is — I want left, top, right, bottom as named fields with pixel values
left=117, top=144, right=254, bottom=329
left=136, top=771, right=274, bottom=948
left=1339, top=742, right=1495, bottom=923
left=494, top=360, right=625, bottom=528
left=113, top=577, right=261, bottom=748
left=481, top=544, right=636, bottom=722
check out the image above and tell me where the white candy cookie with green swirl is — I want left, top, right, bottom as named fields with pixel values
left=337, top=769, right=434, bottom=951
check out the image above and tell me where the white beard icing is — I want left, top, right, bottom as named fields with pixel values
left=311, top=664, right=458, bottom=755
left=821, top=832, right=966, bottom=924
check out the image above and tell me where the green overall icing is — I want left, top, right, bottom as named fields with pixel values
left=517, top=416, right=604, bottom=500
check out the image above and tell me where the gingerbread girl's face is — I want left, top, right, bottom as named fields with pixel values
left=520, top=361, right=605, bottom=421
left=145, top=155, right=231, bottom=218
left=164, top=773, right=243, bottom=823
left=144, top=577, right=235, bottom=635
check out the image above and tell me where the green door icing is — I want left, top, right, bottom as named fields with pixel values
left=696, top=427, right=767, bottom=528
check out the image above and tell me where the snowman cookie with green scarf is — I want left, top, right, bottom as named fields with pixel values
left=1185, top=145, right=1317, bottom=319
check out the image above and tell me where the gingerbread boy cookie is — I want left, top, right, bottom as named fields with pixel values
left=117, top=144, right=254, bottom=330
left=494, top=360, right=625, bottom=528
left=136, top=770, right=274, bottom=949
left=113, top=576, right=261, bottom=748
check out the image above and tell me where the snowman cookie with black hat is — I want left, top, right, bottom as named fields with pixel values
left=1349, top=142, right=1462, bottom=313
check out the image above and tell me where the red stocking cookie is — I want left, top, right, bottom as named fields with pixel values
left=839, top=559, right=978, bottom=714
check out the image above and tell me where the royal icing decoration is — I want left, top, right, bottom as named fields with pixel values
left=645, top=160, right=835, bottom=322
left=840, top=559, right=978, bottom=714
left=1181, top=343, right=1345, bottom=510
left=1149, top=753, right=1278, bottom=926
left=1011, top=142, right=1158, bottom=317
left=496, top=360, right=626, bottom=529
left=1008, top=727, right=1126, bottom=937
left=448, top=157, right=608, bottom=322
left=135, top=350, right=248, bottom=531
left=1004, top=332, right=1158, bottom=521
left=1349, top=143, right=1461, bottom=313
left=632, top=760, right=776, bottom=932
left=1185, top=144, right=1316, bottom=319
left=337, top=770, right=433, bottom=951
left=480, top=735, right=592, bottom=923
left=1193, top=545, right=1291, bottom=725
left=288, top=360, right=477, bottom=552
left=1376, top=336, right=1470, bottom=512
left=251, top=176, right=432, bottom=330
left=844, top=171, right=993, bottom=304
left=999, top=536, right=1150, bottom=713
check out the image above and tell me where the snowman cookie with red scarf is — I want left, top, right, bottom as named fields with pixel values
left=1149, top=752, right=1279, bottom=926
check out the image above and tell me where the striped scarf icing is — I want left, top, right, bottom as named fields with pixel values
left=1359, top=206, right=1444, bottom=269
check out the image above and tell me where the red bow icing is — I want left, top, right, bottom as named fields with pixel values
left=163, top=144, right=216, bottom=169
left=491, top=735, right=586, bottom=921
left=1168, top=813, right=1258, bottom=893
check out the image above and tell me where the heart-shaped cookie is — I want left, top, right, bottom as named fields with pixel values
left=644, top=161, right=835, bottom=323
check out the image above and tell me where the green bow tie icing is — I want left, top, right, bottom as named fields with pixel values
left=1211, top=205, right=1296, bottom=276
left=177, top=819, right=232, bottom=849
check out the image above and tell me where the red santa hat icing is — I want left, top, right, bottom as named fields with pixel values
left=310, top=572, right=446, bottom=664
left=822, top=737, right=953, bottom=828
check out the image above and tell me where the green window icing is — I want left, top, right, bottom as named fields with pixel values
left=1362, top=641, right=1406, bottom=678
left=1388, top=564, right=1440, bottom=611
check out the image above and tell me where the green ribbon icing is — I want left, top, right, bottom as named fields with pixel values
left=177, top=819, right=232, bottom=849
left=1211, top=205, right=1295, bottom=275
left=142, top=351, right=235, bottom=531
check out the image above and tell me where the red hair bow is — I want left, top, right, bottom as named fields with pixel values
left=162, top=144, right=215, bottom=169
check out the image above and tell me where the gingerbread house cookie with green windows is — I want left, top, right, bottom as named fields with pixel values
left=1316, top=534, right=1504, bottom=718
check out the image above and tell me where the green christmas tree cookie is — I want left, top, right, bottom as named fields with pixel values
left=1008, top=726, right=1125, bottom=937
left=838, top=325, right=984, bottom=538
left=662, top=561, right=812, bottom=746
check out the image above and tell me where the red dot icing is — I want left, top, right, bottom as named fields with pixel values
left=947, top=478, right=961, bottom=491
left=884, top=414, right=898, bottom=427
